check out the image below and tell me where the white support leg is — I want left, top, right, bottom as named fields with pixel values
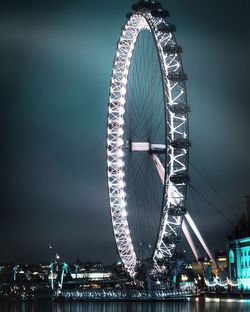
left=152, top=154, right=165, bottom=184
left=130, top=142, right=217, bottom=267
left=181, top=219, right=199, bottom=261
left=185, top=213, right=218, bottom=268
left=151, top=153, right=217, bottom=267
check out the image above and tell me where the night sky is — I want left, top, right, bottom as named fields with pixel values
left=1, top=0, right=250, bottom=264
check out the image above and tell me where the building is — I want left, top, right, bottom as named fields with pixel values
left=228, top=196, right=250, bottom=290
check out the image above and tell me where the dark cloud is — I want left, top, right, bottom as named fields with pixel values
left=1, top=0, right=250, bottom=264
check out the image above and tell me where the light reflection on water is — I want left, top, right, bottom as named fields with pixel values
left=0, top=301, right=250, bottom=312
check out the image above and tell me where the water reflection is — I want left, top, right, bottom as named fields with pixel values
left=0, top=301, right=249, bottom=312
left=54, top=302, right=193, bottom=312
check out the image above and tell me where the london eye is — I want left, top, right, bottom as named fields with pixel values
left=107, top=0, right=190, bottom=277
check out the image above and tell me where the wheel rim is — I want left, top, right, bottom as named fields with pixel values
left=107, top=5, right=190, bottom=277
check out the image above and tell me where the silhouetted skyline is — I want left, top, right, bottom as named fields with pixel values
left=1, top=0, right=250, bottom=264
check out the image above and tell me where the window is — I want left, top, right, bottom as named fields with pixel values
left=229, top=250, right=235, bottom=264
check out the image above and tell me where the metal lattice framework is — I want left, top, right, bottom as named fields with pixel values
left=107, top=2, right=190, bottom=277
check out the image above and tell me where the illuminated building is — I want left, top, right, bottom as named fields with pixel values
left=228, top=196, right=250, bottom=290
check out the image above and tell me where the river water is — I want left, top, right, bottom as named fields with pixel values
left=0, top=301, right=249, bottom=312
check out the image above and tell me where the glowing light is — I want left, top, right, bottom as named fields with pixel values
left=117, top=117, right=124, bottom=125
left=117, top=128, right=124, bottom=135
left=118, top=190, right=126, bottom=198
left=119, top=106, right=125, bottom=114
left=117, top=159, right=125, bottom=167
left=120, top=202, right=126, bottom=209
left=117, top=138, right=124, bottom=146
left=122, top=77, right=127, bottom=84
left=121, top=99, right=126, bottom=106
left=118, top=180, right=126, bottom=188
left=120, top=87, right=126, bottom=95
left=181, top=274, right=188, bottom=281
left=85, top=272, right=112, bottom=280
left=118, top=171, right=125, bottom=178
left=157, top=253, right=163, bottom=259
left=117, top=150, right=124, bottom=157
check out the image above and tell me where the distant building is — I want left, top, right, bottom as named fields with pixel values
left=228, top=196, right=250, bottom=290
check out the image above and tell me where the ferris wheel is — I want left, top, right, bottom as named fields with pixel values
left=107, top=1, right=191, bottom=277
